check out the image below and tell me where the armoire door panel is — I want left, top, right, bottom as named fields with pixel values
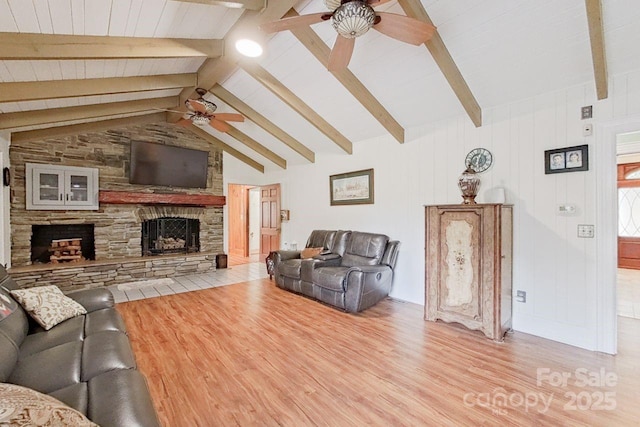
left=438, top=211, right=482, bottom=323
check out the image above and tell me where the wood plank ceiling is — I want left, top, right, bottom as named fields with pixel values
left=0, top=0, right=631, bottom=173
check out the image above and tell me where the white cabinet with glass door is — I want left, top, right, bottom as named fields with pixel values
left=26, top=163, right=99, bottom=210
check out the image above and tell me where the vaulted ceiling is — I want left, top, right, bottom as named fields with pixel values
left=1, top=0, right=638, bottom=173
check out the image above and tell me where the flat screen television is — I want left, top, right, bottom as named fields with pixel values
left=129, top=141, right=208, bottom=188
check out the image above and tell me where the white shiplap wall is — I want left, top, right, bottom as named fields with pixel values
left=225, top=68, right=640, bottom=352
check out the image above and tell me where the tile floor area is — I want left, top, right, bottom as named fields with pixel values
left=107, top=264, right=640, bottom=315
left=107, top=262, right=268, bottom=303
left=618, top=268, right=640, bottom=319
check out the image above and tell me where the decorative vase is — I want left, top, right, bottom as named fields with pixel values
left=458, top=167, right=480, bottom=204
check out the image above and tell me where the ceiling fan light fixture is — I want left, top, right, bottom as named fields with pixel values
left=191, top=114, right=210, bottom=127
left=235, top=38, right=264, bottom=57
left=332, top=1, right=376, bottom=39
left=200, top=99, right=217, bottom=113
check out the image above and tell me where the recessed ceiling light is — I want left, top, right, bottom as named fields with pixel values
left=235, top=39, right=263, bottom=58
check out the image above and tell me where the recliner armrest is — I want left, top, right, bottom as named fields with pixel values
left=343, top=265, right=394, bottom=313
left=313, top=253, right=341, bottom=262
left=274, top=250, right=301, bottom=263
left=65, top=288, right=115, bottom=312
left=346, top=265, right=392, bottom=275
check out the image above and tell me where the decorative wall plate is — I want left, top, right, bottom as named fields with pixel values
left=465, top=148, right=493, bottom=173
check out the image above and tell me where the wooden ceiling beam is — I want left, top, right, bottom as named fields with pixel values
left=171, top=0, right=265, bottom=10
left=585, top=0, right=608, bottom=100
left=285, top=10, right=405, bottom=144
left=210, top=84, right=315, bottom=162
left=11, top=112, right=166, bottom=144
left=187, top=125, right=264, bottom=173
left=0, top=97, right=178, bottom=130
left=0, top=33, right=223, bottom=60
left=240, top=61, right=353, bottom=154
left=226, top=126, right=286, bottom=169
left=0, top=74, right=196, bottom=103
left=397, top=0, right=482, bottom=128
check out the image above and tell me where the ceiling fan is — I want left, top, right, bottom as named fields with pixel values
left=260, top=0, right=436, bottom=71
left=170, top=88, right=245, bottom=132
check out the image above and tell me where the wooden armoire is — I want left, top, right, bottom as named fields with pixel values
left=425, top=204, right=513, bottom=341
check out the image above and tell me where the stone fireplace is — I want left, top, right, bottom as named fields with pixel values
left=9, top=122, right=225, bottom=285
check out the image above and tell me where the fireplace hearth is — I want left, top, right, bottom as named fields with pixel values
left=142, top=217, right=200, bottom=256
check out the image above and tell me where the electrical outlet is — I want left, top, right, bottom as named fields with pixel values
left=578, top=224, right=595, bottom=238
left=516, top=290, right=526, bottom=303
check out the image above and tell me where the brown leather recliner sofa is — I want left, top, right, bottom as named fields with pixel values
left=273, top=230, right=400, bottom=312
left=0, top=265, right=160, bottom=427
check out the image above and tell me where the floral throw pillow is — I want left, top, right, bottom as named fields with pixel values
left=10, top=286, right=87, bottom=331
left=0, top=383, right=98, bottom=427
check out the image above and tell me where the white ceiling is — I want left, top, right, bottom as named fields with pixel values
left=1, top=0, right=639, bottom=172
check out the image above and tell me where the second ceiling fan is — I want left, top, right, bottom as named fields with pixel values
left=175, top=88, right=245, bottom=132
left=261, top=0, right=436, bottom=71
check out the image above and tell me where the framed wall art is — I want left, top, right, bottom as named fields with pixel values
left=545, top=144, right=589, bottom=174
left=330, top=168, right=374, bottom=206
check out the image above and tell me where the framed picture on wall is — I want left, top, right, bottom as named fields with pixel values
left=544, top=144, right=589, bottom=174
left=330, top=168, right=374, bottom=206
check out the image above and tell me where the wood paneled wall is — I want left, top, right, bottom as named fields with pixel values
left=239, top=68, right=640, bottom=351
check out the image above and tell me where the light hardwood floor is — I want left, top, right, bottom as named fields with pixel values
left=228, top=253, right=263, bottom=267
left=618, top=268, right=640, bottom=319
left=117, top=279, right=639, bottom=426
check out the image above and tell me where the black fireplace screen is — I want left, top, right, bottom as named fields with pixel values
left=142, top=217, right=200, bottom=256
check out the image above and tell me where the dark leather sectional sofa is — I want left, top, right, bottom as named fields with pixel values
left=273, top=230, right=400, bottom=312
left=0, top=265, right=160, bottom=427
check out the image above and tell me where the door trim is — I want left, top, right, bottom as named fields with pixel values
left=595, top=115, right=640, bottom=354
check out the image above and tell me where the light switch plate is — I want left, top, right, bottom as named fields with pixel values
left=578, top=224, right=595, bottom=238
left=558, top=204, right=576, bottom=214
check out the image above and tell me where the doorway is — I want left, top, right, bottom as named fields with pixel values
left=593, top=115, right=640, bottom=354
left=616, top=131, right=640, bottom=319
left=227, top=183, right=281, bottom=264
left=249, top=187, right=261, bottom=256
